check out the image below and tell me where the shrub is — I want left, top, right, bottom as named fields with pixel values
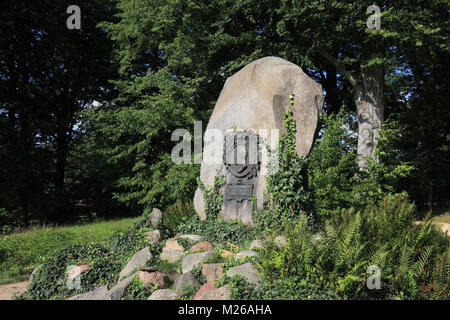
left=122, top=276, right=149, bottom=300
left=162, top=201, right=196, bottom=231
left=28, top=226, right=149, bottom=300
left=265, top=93, right=312, bottom=222
left=307, top=111, right=359, bottom=217
left=177, top=214, right=256, bottom=246
left=259, top=194, right=450, bottom=300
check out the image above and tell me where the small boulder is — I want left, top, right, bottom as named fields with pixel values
left=67, top=285, right=110, bottom=300
left=160, top=249, right=184, bottom=263
left=174, top=272, right=201, bottom=294
left=226, top=263, right=262, bottom=284
left=146, top=230, right=161, bottom=244
left=190, top=241, right=214, bottom=253
left=312, top=234, right=324, bottom=244
left=275, top=236, right=287, bottom=247
left=148, top=289, right=180, bottom=300
left=235, top=250, right=259, bottom=261
left=139, top=271, right=169, bottom=289
left=181, top=251, right=215, bottom=273
left=250, top=239, right=264, bottom=250
left=198, top=285, right=231, bottom=300
left=220, top=250, right=234, bottom=259
left=107, top=272, right=138, bottom=300
left=202, top=263, right=224, bottom=284
left=67, top=263, right=90, bottom=281
left=29, top=264, right=42, bottom=286
left=119, top=247, right=152, bottom=280
left=193, top=282, right=215, bottom=300
left=150, top=208, right=163, bottom=227
left=177, top=234, right=204, bottom=243
left=163, top=239, right=185, bottom=252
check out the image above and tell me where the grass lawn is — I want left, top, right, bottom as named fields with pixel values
left=0, top=218, right=136, bottom=285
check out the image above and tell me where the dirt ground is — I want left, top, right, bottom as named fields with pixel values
left=437, top=223, right=450, bottom=235
left=0, top=280, right=29, bottom=300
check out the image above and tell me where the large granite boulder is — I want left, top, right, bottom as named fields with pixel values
left=226, top=262, right=262, bottom=284
left=67, top=285, right=110, bottom=300
left=118, top=247, right=152, bottom=280
left=181, top=251, right=216, bottom=273
left=194, top=56, right=323, bottom=224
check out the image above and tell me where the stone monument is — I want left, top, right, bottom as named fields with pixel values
left=194, top=56, right=324, bottom=225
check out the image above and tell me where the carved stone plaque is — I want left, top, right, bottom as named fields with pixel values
left=225, top=184, right=253, bottom=201
left=221, top=130, right=261, bottom=224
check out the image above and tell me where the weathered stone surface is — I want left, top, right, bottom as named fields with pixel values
left=220, top=250, right=233, bottom=259
left=150, top=207, right=163, bottom=227
left=193, top=283, right=215, bottom=300
left=67, top=285, right=110, bottom=300
left=148, top=289, right=180, bottom=300
left=250, top=239, right=264, bottom=250
left=198, top=285, right=231, bottom=300
left=174, top=272, right=201, bottom=294
left=139, top=271, right=169, bottom=289
left=226, top=263, right=262, bottom=284
left=146, top=230, right=161, bottom=244
left=275, top=236, right=286, bottom=247
left=163, top=239, right=185, bottom=252
left=160, top=249, right=184, bottom=263
left=201, top=263, right=224, bottom=284
left=119, top=247, right=152, bottom=280
left=193, top=188, right=206, bottom=221
left=67, top=263, right=89, bottom=281
left=181, top=251, right=216, bottom=273
left=29, top=264, right=42, bottom=286
left=235, top=250, right=259, bottom=261
left=177, top=234, right=204, bottom=243
left=190, top=241, right=214, bottom=253
left=194, top=56, right=323, bottom=223
left=107, top=272, right=138, bottom=300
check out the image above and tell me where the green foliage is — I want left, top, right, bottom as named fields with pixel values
left=307, top=112, right=414, bottom=219
left=354, top=120, right=415, bottom=205
left=198, top=176, right=225, bottom=221
left=162, top=201, right=196, bottom=232
left=0, top=218, right=135, bottom=285
left=178, top=215, right=256, bottom=247
left=308, top=111, right=359, bottom=217
left=259, top=194, right=450, bottom=300
left=122, top=276, right=149, bottom=300
left=219, top=274, right=333, bottom=300
left=28, top=244, right=121, bottom=300
left=190, top=265, right=207, bottom=285
left=257, top=93, right=313, bottom=231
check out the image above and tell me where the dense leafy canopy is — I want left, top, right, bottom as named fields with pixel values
left=0, top=0, right=448, bottom=228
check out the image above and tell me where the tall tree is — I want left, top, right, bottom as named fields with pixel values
left=0, top=0, right=116, bottom=222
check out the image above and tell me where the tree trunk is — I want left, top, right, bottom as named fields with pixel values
left=55, top=128, right=68, bottom=191
left=355, top=63, right=384, bottom=171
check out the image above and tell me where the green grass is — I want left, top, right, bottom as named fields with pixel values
left=0, top=218, right=136, bottom=285
left=432, top=212, right=450, bottom=224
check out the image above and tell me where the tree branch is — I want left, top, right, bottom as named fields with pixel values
left=318, top=49, right=357, bottom=88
